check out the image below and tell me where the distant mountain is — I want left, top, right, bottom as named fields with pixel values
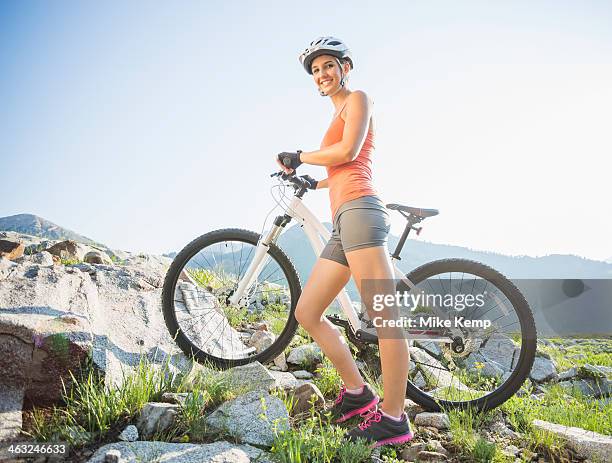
left=276, top=223, right=612, bottom=281
left=0, top=214, right=98, bottom=245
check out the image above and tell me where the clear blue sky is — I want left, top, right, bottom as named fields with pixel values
left=1, top=1, right=610, bottom=261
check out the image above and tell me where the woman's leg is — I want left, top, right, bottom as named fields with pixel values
left=345, top=245, right=409, bottom=418
left=294, top=256, right=364, bottom=390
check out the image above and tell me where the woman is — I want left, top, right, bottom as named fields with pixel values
left=276, top=36, right=413, bottom=447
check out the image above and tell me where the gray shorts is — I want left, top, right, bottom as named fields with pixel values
left=320, top=195, right=391, bottom=267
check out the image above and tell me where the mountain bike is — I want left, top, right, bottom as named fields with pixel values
left=162, top=170, right=537, bottom=412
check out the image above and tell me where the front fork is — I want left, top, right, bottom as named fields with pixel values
left=227, top=216, right=289, bottom=306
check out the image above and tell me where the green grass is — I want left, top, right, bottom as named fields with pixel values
left=26, top=359, right=175, bottom=443
left=538, top=338, right=612, bottom=370
left=313, top=358, right=342, bottom=398
left=269, top=408, right=371, bottom=463
left=445, top=405, right=514, bottom=463
left=502, top=382, right=611, bottom=436
left=23, top=356, right=242, bottom=445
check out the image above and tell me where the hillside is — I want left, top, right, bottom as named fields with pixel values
left=0, top=213, right=98, bottom=245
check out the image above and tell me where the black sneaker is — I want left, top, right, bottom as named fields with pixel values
left=345, top=406, right=415, bottom=448
left=328, top=383, right=379, bottom=423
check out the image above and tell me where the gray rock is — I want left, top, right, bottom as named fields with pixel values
left=414, top=412, right=450, bottom=429
left=136, top=403, right=179, bottom=439
left=268, top=370, right=299, bottom=390
left=273, top=352, right=288, bottom=371
left=532, top=419, right=612, bottom=463
left=465, top=352, right=505, bottom=378
left=0, top=255, right=195, bottom=409
left=0, top=257, right=17, bottom=280
left=401, top=443, right=428, bottom=462
left=410, top=346, right=469, bottom=391
left=426, top=440, right=449, bottom=456
left=292, top=370, right=313, bottom=379
left=206, top=390, right=290, bottom=447
left=45, top=240, right=89, bottom=261
left=87, top=440, right=273, bottom=463
left=489, top=420, right=520, bottom=439
left=118, top=424, right=138, bottom=442
left=415, top=340, right=442, bottom=358
left=529, top=356, right=558, bottom=383
left=559, top=377, right=611, bottom=398
left=227, top=361, right=277, bottom=392
left=84, top=251, right=113, bottom=265
left=287, top=342, right=323, bottom=366
left=248, top=330, right=275, bottom=353
left=559, top=367, right=578, bottom=381
left=16, top=251, right=55, bottom=266
left=175, top=282, right=252, bottom=359
left=103, top=449, right=121, bottom=463
left=413, top=371, right=427, bottom=389
left=416, top=450, right=448, bottom=462
left=161, top=392, right=189, bottom=405
left=477, top=334, right=521, bottom=372
left=503, top=445, right=520, bottom=457
left=0, top=385, right=24, bottom=441
left=404, top=398, right=424, bottom=420
left=580, top=364, right=612, bottom=380
left=292, top=383, right=325, bottom=414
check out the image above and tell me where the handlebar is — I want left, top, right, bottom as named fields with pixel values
left=270, top=170, right=310, bottom=194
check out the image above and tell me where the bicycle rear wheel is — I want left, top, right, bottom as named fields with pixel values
left=389, top=259, right=536, bottom=412
left=162, top=228, right=301, bottom=368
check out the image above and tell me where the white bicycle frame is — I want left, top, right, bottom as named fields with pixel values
left=228, top=194, right=459, bottom=342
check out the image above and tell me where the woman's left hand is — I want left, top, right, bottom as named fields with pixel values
left=275, top=157, right=294, bottom=174
left=277, top=151, right=303, bottom=172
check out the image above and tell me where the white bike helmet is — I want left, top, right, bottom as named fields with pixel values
left=299, top=36, right=354, bottom=75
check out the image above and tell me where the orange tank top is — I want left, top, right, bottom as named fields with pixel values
left=321, top=102, right=378, bottom=219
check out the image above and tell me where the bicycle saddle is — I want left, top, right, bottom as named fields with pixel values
left=385, top=203, right=439, bottom=218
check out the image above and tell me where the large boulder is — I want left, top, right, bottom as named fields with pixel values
left=0, top=256, right=194, bottom=408
left=45, top=240, right=89, bottom=261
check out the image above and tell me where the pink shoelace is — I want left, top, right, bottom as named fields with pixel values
left=358, top=408, right=383, bottom=430
left=334, top=385, right=347, bottom=405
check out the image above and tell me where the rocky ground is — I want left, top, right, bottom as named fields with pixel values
left=0, top=232, right=610, bottom=463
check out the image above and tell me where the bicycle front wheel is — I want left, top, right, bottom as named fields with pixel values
left=162, top=228, right=301, bottom=368
left=398, top=259, right=537, bottom=412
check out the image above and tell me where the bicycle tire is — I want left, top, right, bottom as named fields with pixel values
left=399, top=259, right=537, bottom=412
left=162, top=228, right=301, bottom=369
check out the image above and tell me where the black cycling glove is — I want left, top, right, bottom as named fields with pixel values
left=299, top=174, right=319, bottom=190
left=277, top=150, right=303, bottom=170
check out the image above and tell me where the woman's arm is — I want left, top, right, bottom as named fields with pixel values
left=316, top=178, right=329, bottom=189
left=300, top=90, right=372, bottom=167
